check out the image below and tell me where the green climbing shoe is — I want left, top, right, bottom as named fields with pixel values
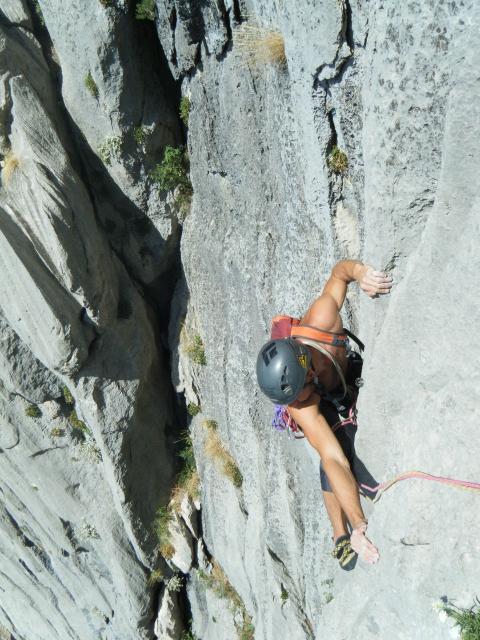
left=332, top=534, right=358, bottom=571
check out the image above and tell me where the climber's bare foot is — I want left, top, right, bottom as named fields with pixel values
left=350, top=522, right=380, bottom=564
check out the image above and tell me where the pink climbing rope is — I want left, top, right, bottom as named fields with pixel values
left=360, top=470, right=480, bottom=503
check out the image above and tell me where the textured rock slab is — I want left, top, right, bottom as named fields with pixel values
left=316, top=2, right=480, bottom=639
left=0, top=75, right=119, bottom=373
left=0, top=0, right=31, bottom=28
left=0, top=9, right=177, bottom=640
left=173, top=0, right=480, bottom=638
left=39, top=0, right=181, bottom=287
left=154, top=587, right=183, bottom=640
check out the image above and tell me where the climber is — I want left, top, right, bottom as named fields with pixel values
left=256, top=260, right=392, bottom=569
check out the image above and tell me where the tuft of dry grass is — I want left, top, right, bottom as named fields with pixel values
left=198, top=561, right=254, bottom=639
left=159, top=542, right=175, bottom=560
left=180, top=324, right=207, bottom=366
left=202, top=419, right=218, bottom=431
left=170, top=432, right=200, bottom=510
left=0, top=623, right=13, bottom=640
left=147, top=568, right=164, bottom=587
left=328, top=146, right=348, bottom=174
left=2, top=150, right=19, bottom=186
left=171, top=469, right=200, bottom=510
left=236, top=23, right=287, bottom=67
left=198, top=561, right=243, bottom=609
left=203, top=422, right=243, bottom=488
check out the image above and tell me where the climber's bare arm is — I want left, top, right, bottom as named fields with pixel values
left=304, top=261, right=393, bottom=327
left=288, top=395, right=380, bottom=564
left=288, top=396, right=365, bottom=527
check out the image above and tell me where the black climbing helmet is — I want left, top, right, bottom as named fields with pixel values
left=256, top=338, right=311, bottom=405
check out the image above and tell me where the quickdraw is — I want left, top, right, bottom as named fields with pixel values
left=272, top=404, right=305, bottom=439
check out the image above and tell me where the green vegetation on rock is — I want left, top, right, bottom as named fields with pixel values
left=69, top=410, right=93, bottom=442
left=134, top=125, right=148, bottom=146
left=328, top=145, right=348, bottom=174
left=197, top=562, right=254, bottom=639
left=154, top=505, right=174, bottom=559
left=151, top=146, right=192, bottom=196
left=25, top=404, right=41, bottom=418
left=224, top=459, right=243, bottom=488
left=172, top=432, right=200, bottom=506
left=62, top=385, right=74, bottom=405
left=180, top=96, right=191, bottom=127
left=33, top=0, right=45, bottom=26
left=98, top=136, right=122, bottom=165
left=444, top=599, right=480, bottom=640
left=136, top=0, right=155, bottom=20
left=187, top=402, right=201, bottom=417
left=84, top=71, right=99, bottom=99
left=184, top=334, right=206, bottom=366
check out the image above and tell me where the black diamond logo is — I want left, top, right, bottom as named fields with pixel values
left=262, top=343, right=278, bottom=366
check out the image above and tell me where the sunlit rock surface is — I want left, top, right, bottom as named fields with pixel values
left=0, top=0, right=479, bottom=638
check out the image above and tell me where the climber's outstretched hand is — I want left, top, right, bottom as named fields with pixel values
left=358, top=266, right=393, bottom=298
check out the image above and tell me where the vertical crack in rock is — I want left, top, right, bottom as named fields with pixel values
left=344, top=0, right=354, bottom=50
left=232, top=0, right=242, bottom=23
left=5, top=510, right=54, bottom=574
left=216, top=0, right=233, bottom=59
left=169, top=7, right=178, bottom=66
left=312, top=0, right=357, bottom=226
left=266, top=546, right=314, bottom=637
left=0, top=604, right=23, bottom=640
left=312, top=0, right=362, bottom=323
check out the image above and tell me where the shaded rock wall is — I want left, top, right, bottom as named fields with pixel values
left=0, top=1, right=179, bottom=638
left=0, top=0, right=479, bottom=639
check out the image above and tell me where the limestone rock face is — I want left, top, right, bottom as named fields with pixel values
left=39, top=0, right=182, bottom=291
left=0, top=0, right=31, bottom=28
left=174, top=1, right=480, bottom=639
left=0, top=3, right=176, bottom=639
left=1, top=0, right=480, bottom=639
left=153, top=586, right=183, bottom=640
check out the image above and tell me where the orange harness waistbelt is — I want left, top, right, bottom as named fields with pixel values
left=290, top=324, right=349, bottom=348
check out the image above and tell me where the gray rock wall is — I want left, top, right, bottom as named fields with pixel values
left=0, top=1, right=177, bottom=638
left=0, top=0, right=479, bottom=638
